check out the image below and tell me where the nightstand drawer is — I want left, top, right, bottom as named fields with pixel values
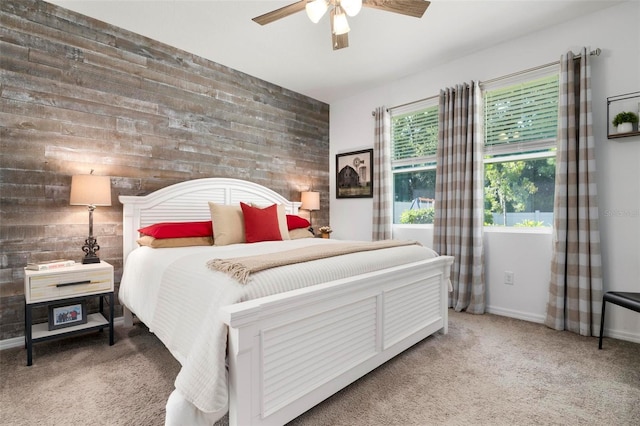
left=26, top=265, right=113, bottom=303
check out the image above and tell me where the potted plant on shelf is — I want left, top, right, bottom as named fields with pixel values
left=318, top=226, right=332, bottom=239
left=612, top=111, right=639, bottom=134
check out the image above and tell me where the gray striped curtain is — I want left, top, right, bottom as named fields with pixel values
left=372, top=106, right=392, bottom=241
left=434, top=82, right=485, bottom=313
left=545, top=48, right=603, bottom=336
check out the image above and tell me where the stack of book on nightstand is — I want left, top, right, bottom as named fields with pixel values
left=26, top=259, right=76, bottom=271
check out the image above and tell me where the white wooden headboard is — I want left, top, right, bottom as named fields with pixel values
left=118, top=178, right=301, bottom=260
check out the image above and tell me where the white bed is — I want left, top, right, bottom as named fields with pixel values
left=118, top=178, right=454, bottom=426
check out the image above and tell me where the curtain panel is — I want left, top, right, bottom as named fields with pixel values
left=372, top=106, right=392, bottom=241
left=433, top=82, right=485, bottom=314
left=545, top=48, right=603, bottom=336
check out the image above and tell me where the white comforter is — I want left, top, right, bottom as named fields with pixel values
left=119, top=238, right=438, bottom=419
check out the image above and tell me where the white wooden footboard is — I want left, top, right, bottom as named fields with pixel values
left=220, top=255, right=454, bottom=426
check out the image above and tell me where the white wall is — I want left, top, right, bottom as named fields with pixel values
left=330, top=1, right=640, bottom=342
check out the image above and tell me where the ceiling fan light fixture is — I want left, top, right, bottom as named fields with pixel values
left=306, top=0, right=328, bottom=23
left=253, top=0, right=431, bottom=50
left=332, top=6, right=350, bottom=35
left=341, top=0, right=363, bottom=17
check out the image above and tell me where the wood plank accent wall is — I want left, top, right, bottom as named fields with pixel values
left=0, top=0, right=330, bottom=340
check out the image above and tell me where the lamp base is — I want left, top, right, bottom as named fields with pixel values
left=81, top=235, right=101, bottom=264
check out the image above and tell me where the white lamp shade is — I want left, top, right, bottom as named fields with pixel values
left=341, top=0, right=362, bottom=17
left=305, top=0, right=328, bottom=23
left=332, top=7, right=350, bottom=35
left=70, top=175, right=112, bottom=206
left=300, top=191, right=320, bottom=211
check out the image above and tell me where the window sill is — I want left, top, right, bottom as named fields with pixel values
left=483, top=226, right=552, bottom=235
left=394, top=223, right=552, bottom=235
left=394, top=223, right=434, bottom=228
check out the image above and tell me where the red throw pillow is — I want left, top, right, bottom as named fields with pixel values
left=138, top=221, right=213, bottom=239
left=240, top=202, right=283, bottom=243
left=286, top=214, right=310, bottom=230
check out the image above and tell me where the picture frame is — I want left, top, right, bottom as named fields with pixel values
left=336, top=149, right=374, bottom=199
left=606, top=91, right=640, bottom=139
left=48, top=300, right=87, bottom=331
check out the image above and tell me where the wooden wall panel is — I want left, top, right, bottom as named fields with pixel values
left=0, top=0, right=330, bottom=340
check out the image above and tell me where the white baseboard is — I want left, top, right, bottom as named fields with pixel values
left=604, top=328, right=640, bottom=344
left=486, top=305, right=640, bottom=344
left=0, top=336, right=24, bottom=351
left=486, top=305, right=546, bottom=324
left=0, top=316, right=125, bottom=351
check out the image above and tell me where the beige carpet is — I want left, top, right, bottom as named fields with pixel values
left=1, top=311, right=638, bottom=425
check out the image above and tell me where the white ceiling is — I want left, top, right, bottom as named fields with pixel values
left=49, top=0, right=621, bottom=104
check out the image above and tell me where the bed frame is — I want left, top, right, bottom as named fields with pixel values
left=119, top=178, right=454, bottom=426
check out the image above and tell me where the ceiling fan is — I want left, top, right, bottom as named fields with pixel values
left=252, top=0, right=431, bottom=50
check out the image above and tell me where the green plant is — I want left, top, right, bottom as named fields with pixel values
left=400, top=207, right=435, bottom=224
left=484, top=210, right=494, bottom=226
left=612, top=111, right=639, bottom=126
left=514, top=219, right=546, bottom=227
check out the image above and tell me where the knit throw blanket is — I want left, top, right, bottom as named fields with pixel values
left=207, top=240, right=422, bottom=284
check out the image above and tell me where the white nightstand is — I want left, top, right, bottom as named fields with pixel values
left=24, top=261, right=114, bottom=366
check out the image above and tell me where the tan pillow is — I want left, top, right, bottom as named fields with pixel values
left=251, top=203, right=290, bottom=240
left=209, top=202, right=245, bottom=246
left=137, top=235, right=213, bottom=248
left=276, top=204, right=290, bottom=240
left=288, top=228, right=315, bottom=239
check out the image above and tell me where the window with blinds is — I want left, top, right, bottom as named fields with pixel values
left=391, top=102, right=439, bottom=224
left=390, top=69, right=559, bottom=227
left=484, top=74, right=559, bottom=157
left=482, top=72, right=558, bottom=227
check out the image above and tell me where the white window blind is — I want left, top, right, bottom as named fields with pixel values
left=484, top=74, right=559, bottom=156
left=391, top=104, right=439, bottom=168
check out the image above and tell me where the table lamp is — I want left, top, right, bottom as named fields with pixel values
left=300, top=191, right=320, bottom=234
left=70, top=173, right=111, bottom=264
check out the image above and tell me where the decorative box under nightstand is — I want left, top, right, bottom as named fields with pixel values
left=24, top=261, right=114, bottom=366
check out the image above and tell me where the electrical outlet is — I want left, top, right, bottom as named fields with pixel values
left=504, top=271, right=514, bottom=285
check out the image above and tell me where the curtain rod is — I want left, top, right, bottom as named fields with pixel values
left=480, top=47, right=601, bottom=86
left=373, top=48, right=601, bottom=116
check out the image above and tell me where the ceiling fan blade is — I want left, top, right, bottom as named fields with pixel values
left=332, top=32, right=349, bottom=50
left=363, top=0, right=431, bottom=18
left=252, top=1, right=307, bottom=25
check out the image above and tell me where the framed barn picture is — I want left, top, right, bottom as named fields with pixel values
left=336, top=149, right=373, bottom=199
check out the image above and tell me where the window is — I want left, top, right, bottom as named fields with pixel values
left=483, top=72, right=559, bottom=227
left=391, top=100, right=439, bottom=224
left=390, top=68, right=559, bottom=227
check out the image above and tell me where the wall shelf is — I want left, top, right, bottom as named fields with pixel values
left=607, top=91, right=640, bottom=139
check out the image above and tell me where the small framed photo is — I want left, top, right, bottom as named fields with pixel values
left=336, top=149, right=374, bottom=199
left=48, top=300, right=87, bottom=331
